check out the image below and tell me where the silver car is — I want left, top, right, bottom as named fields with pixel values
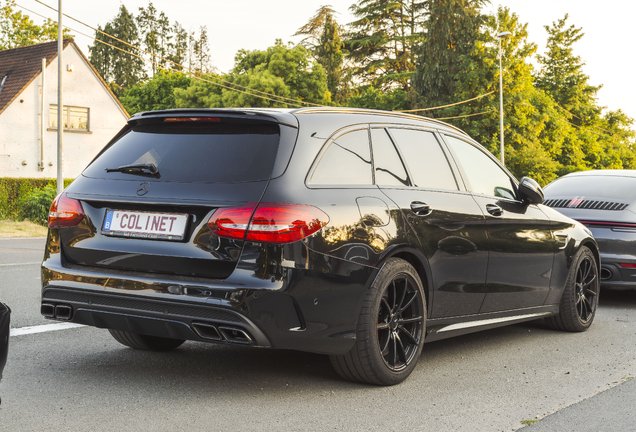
left=544, top=170, right=636, bottom=290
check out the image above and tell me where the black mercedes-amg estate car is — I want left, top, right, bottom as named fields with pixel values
left=544, top=170, right=636, bottom=290
left=42, top=108, right=599, bottom=385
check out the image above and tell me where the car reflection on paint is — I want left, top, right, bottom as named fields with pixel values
left=41, top=107, right=599, bottom=385
left=544, top=169, right=636, bottom=290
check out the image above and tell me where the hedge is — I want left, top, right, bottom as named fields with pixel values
left=0, top=178, right=73, bottom=220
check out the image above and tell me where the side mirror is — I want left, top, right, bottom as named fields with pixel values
left=518, top=177, right=544, bottom=204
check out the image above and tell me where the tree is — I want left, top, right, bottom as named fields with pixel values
left=168, top=21, right=188, bottom=70
left=423, top=7, right=567, bottom=184
left=294, top=5, right=338, bottom=48
left=120, top=69, right=191, bottom=114
left=175, top=40, right=330, bottom=108
left=192, top=26, right=211, bottom=73
left=136, top=2, right=160, bottom=76
left=345, top=0, right=426, bottom=89
left=535, top=14, right=635, bottom=174
left=295, top=6, right=346, bottom=103
left=315, top=14, right=345, bottom=103
left=412, top=0, right=487, bottom=105
left=0, top=0, right=71, bottom=50
left=89, top=5, right=145, bottom=94
left=535, top=15, right=601, bottom=123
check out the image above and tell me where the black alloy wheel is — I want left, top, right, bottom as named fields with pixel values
left=574, top=255, right=597, bottom=324
left=546, top=246, right=599, bottom=332
left=377, top=274, right=424, bottom=371
left=330, top=258, right=426, bottom=385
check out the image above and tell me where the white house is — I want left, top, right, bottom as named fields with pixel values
left=0, top=39, right=128, bottom=179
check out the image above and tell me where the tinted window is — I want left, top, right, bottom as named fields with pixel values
left=389, top=128, right=458, bottom=190
left=371, top=128, right=409, bottom=186
left=84, top=121, right=280, bottom=183
left=310, top=129, right=372, bottom=185
left=445, top=135, right=516, bottom=199
left=545, top=176, right=636, bottom=202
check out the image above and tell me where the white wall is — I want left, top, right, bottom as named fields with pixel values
left=0, top=44, right=128, bottom=179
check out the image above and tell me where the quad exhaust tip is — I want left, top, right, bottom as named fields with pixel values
left=41, top=303, right=55, bottom=318
left=41, top=303, right=73, bottom=320
left=191, top=322, right=222, bottom=341
left=219, top=327, right=252, bottom=344
left=191, top=322, right=253, bottom=345
left=55, top=305, right=73, bottom=320
left=600, top=267, right=613, bottom=281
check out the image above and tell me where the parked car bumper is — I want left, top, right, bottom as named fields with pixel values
left=0, top=302, right=10, bottom=384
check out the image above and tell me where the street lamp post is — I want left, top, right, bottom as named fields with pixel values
left=57, top=0, right=63, bottom=194
left=497, top=31, right=511, bottom=165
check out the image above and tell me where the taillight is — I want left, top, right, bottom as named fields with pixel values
left=620, top=263, right=636, bottom=268
left=48, top=193, right=85, bottom=227
left=208, top=203, right=329, bottom=244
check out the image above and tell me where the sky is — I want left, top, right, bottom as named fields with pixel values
left=14, top=0, right=636, bottom=121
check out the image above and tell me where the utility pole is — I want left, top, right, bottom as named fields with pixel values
left=56, top=0, right=64, bottom=194
left=497, top=31, right=511, bottom=166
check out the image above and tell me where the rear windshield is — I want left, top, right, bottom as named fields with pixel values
left=83, top=120, right=280, bottom=183
left=545, top=175, right=636, bottom=202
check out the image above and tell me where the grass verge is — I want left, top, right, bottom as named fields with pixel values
left=0, top=220, right=47, bottom=238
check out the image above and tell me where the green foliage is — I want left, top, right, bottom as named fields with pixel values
left=0, top=0, right=72, bottom=50
left=89, top=5, right=145, bottom=91
left=535, top=14, right=601, bottom=121
left=175, top=40, right=330, bottom=108
left=347, top=86, right=409, bottom=111
left=18, top=185, right=57, bottom=226
left=0, top=178, right=72, bottom=221
left=412, top=0, right=487, bottom=104
left=295, top=6, right=346, bottom=104
left=345, top=0, right=426, bottom=89
left=120, top=69, right=192, bottom=114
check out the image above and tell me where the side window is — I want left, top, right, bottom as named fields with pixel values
left=388, top=128, right=458, bottom=191
left=310, top=129, right=372, bottom=185
left=370, top=128, right=409, bottom=186
left=444, top=135, right=516, bottom=200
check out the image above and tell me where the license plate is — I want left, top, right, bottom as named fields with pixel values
left=102, top=210, right=188, bottom=241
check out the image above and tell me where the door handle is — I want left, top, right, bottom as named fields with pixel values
left=410, top=201, right=432, bottom=216
left=486, top=204, right=503, bottom=217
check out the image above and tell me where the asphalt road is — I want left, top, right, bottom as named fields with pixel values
left=1, top=237, right=636, bottom=431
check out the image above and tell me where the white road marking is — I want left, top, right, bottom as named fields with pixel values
left=0, top=262, right=40, bottom=267
left=10, top=322, right=85, bottom=337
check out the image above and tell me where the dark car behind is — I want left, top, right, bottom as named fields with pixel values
left=544, top=170, right=636, bottom=290
left=0, top=302, right=9, bottom=403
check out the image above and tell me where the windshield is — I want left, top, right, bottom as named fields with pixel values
left=83, top=120, right=280, bottom=183
left=545, top=175, right=636, bottom=203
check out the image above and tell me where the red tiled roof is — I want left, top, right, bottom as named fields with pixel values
left=0, top=39, right=128, bottom=117
left=0, top=39, right=72, bottom=115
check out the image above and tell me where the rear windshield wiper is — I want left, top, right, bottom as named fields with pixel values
left=105, top=163, right=159, bottom=176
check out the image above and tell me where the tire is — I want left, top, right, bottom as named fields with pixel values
left=108, top=329, right=186, bottom=351
left=330, top=258, right=426, bottom=386
left=545, top=246, right=599, bottom=332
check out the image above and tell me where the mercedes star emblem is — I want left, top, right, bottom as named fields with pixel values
left=136, top=182, right=151, bottom=196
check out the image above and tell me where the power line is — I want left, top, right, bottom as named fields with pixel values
left=398, top=91, right=496, bottom=113
left=435, top=110, right=495, bottom=120
left=25, top=0, right=323, bottom=107
left=554, top=103, right=614, bottom=136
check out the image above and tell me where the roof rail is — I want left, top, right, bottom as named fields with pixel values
left=290, top=107, right=468, bottom=136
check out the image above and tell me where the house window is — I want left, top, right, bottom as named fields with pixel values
left=49, top=105, right=89, bottom=131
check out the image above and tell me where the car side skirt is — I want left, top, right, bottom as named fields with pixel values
left=425, top=305, right=560, bottom=342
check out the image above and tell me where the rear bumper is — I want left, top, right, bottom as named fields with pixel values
left=41, top=240, right=377, bottom=355
left=599, top=261, right=636, bottom=290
